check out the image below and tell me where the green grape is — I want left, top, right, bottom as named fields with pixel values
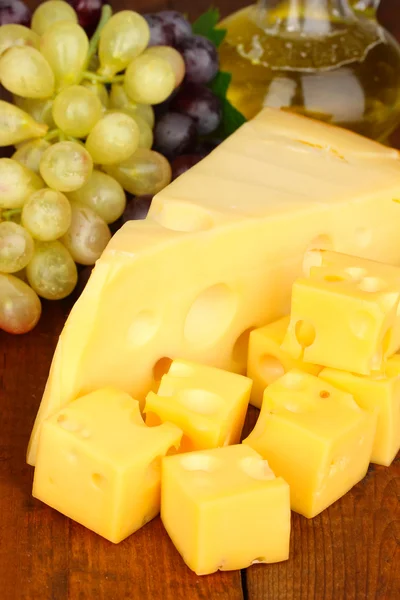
left=0, top=46, right=55, bottom=99
left=40, top=22, right=89, bottom=90
left=0, top=159, right=44, bottom=209
left=124, top=54, right=175, bottom=105
left=0, top=24, right=40, bottom=58
left=109, top=83, right=155, bottom=127
left=104, top=149, right=172, bottom=196
left=67, top=170, right=126, bottom=224
left=62, top=202, right=111, bottom=265
left=0, top=273, right=41, bottom=334
left=81, top=80, right=109, bottom=111
left=21, top=188, right=72, bottom=241
left=40, top=141, right=93, bottom=192
left=144, top=46, right=186, bottom=88
left=26, top=240, right=77, bottom=300
left=12, top=139, right=51, bottom=174
left=85, top=112, right=140, bottom=165
left=0, top=221, right=34, bottom=273
left=0, top=101, right=48, bottom=147
left=118, top=110, right=153, bottom=149
left=13, top=96, right=55, bottom=129
left=31, top=0, right=78, bottom=36
left=52, top=85, right=103, bottom=138
left=98, top=11, right=150, bottom=77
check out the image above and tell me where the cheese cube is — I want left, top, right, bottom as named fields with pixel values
left=33, top=388, right=182, bottom=543
left=319, top=357, right=400, bottom=466
left=247, top=316, right=322, bottom=408
left=243, top=370, right=376, bottom=518
left=161, top=445, right=290, bottom=575
left=282, top=253, right=400, bottom=374
left=304, top=249, right=400, bottom=355
left=145, top=359, right=252, bottom=451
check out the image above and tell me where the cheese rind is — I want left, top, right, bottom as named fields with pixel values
left=145, top=359, right=252, bottom=451
left=27, top=108, right=400, bottom=466
left=243, top=370, right=377, bottom=518
left=161, top=444, right=290, bottom=575
left=247, top=316, right=321, bottom=408
left=32, top=388, right=182, bottom=543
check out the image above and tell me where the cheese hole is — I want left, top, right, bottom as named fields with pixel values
left=67, top=450, right=78, bottom=463
left=180, top=454, right=221, bottom=473
left=350, top=310, right=375, bottom=339
left=378, top=292, right=399, bottom=314
left=358, top=277, right=387, bottom=293
left=355, top=227, right=372, bottom=248
left=128, top=311, right=159, bottom=347
left=259, top=355, right=285, bottom=385
left=92, top=473, right=106, bottom=488
left=294, top=320, right=316, bottom=348
left=281, top=371, right=308, bottom=390
left=153, top=357, right=173, bottom=383
left=177, top=389, right=224, bottom=415
left=329, top=455, right=349, bottom=476
left=319, top=390, right=330, bottom=399
left=232, top=327, right=255, bottom=373
left=251, top=557, right=267, bottom=565
left=303, top=235, right=333, bottom=275
left=344, top=267, right=367, bottom=281
left=324, top=274, right=345, bottom=283
left=239, top=457, right=275, bottom=480
left=57, top=414, right=81, bottom=433
left=184, top=284, right=237, bottom=347
left=153, top=201, right=213, bottom=232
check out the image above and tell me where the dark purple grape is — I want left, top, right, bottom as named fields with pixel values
left=73, top=265, right=93, bottom=298
left=144, top=13, right=175, bottom=47
left=171, top=83, right=222, bottom=135
left=177, top=35, right=219, bottom=84
left=0, top=0, right=31, bottom=26
left=171, top=154, right=204, bottom=179
left=122, top=196, right=153, bottom=223
left=67, top=0, right=103, bottom=36
left=157, top=10, right=192, bottom=45
left=193, top=139, right=221, bottom=155
left=153, top=112, right=197, bottom=159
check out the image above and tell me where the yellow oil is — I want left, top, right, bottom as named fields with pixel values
left=218, top=4, right=400, bottom=140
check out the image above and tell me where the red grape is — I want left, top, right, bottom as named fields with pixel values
left=172, top=83, right=222, bottom=135
left=154, top=112, right=197, bottom=159
left=171, top=154, right=204, bottom=179
left=67, top=0, right=103, bottom=35
left=144, top=14, right=175, bottom=47
left=122, top=195, right=153, bottom=223
left=0, top=0, right=31, bottom=26
left=157, top=10, right=192, bottom=45
left=177, top=35, right=219, bottom=84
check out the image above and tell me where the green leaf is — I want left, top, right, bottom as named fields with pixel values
left=192, top=7, right=226, bottom=47
left=209, top=71, right=231, bottom=98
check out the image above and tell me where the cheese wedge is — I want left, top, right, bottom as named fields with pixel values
left=27, top=107, right=400, bottom=466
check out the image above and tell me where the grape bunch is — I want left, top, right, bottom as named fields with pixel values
left=0, top=1, right=224, bottom=335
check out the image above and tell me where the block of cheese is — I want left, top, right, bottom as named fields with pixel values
left=281, top=252, right=400, bottom=374
left=304, top=249, right=400, bottom=355
left=161, top=444, right=290, bottom=575
left=145, top=359, right=251, bottom=451
left=27, top=107, right=400, bottom=466
left=247, top=316, right=321, bottom=408
left=319, top=357, right=400, bottom=466
left=33, top=388, right=182, bottom=543
left=243, top=370, right=377, bottom=518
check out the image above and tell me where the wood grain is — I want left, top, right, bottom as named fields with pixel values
left=1, top=1, right=400, bottom=599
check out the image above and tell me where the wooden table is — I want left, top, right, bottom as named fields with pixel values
left=1, top=1, right=400, bottom=598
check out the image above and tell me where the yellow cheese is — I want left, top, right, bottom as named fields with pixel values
left=247, top=316, right=321, bottom=408
left=319, top=357, right=400, bottom=466
left=243, top=370, right=376, bottom=518
left=161, top=444, right=290, bottom=575
left=281, top=252, right=400, bottom=374
left=304, top=249, right=400, bottom=355
left=145, top=359, right=251, bottom=451
left=27, top=107, right=400, bottom=466
left=33, top=388, right=182, bottom=543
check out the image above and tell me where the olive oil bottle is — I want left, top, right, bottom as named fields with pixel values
left=218, top=0, right=400, bottom=140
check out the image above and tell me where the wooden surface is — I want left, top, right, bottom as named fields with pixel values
left=1, top=1, right=400, bottom=599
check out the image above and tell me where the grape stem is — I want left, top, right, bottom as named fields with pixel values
left=85, top=4, right=113, bottom=71
left=2, top=208, right=21, bottom=221
left=44, top=129, right=61, bottom=142
left=81, top=71, right=124, bottom=84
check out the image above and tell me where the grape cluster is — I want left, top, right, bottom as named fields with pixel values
left=0, top=1, right=223, bottom=335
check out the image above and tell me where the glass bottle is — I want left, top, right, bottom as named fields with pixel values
left=218, top=0, right=400, bottom=140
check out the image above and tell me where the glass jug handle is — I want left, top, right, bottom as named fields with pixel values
left=351, top=0, right=380, bottom=18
